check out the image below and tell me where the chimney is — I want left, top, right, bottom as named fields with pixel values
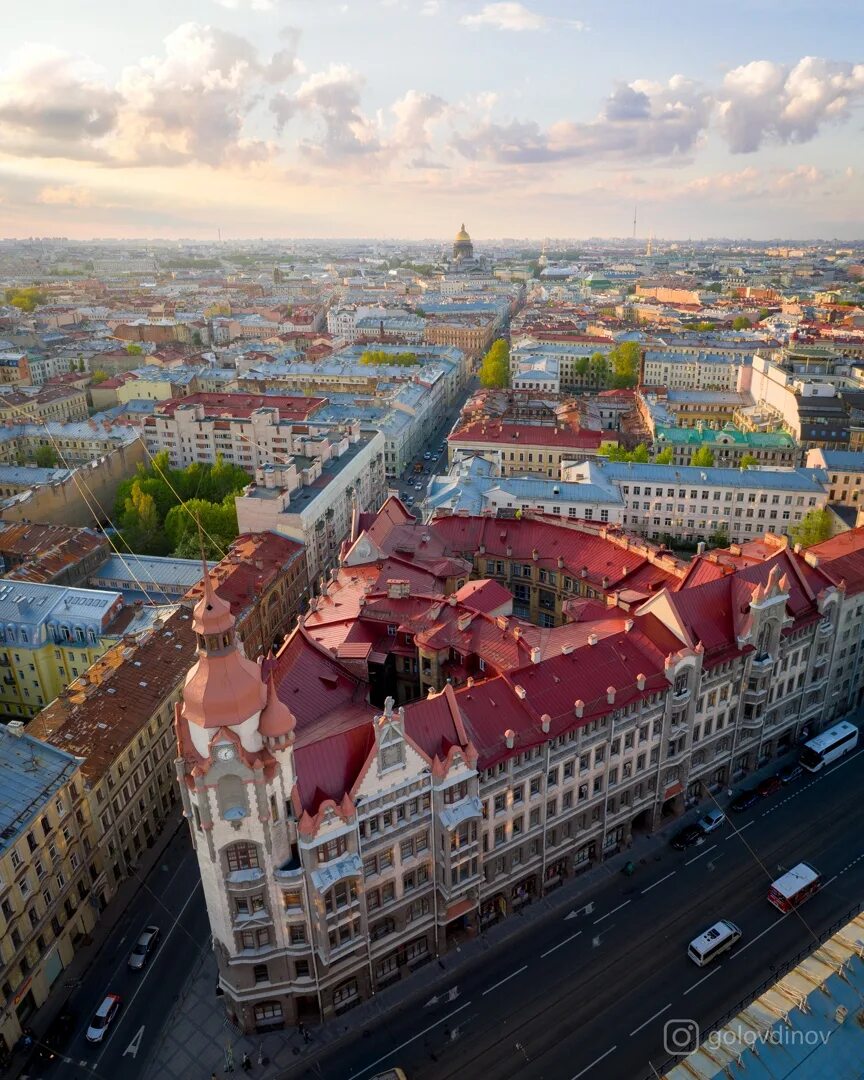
left=606, top=686, right=616, bottom=704
left=588, top=632, right=598, bottom=646
left=581, top=567, right=588, bottom=579
left=530, top=646, right=541, bottom=664
left=532, top=548, right=539, bottom=561
left=6, top=720, right=24, bottom=737
left=625, top=618, right=634, bottom=632
left=557, top=556, right=565, bottom=569
left=448, top=594, right=458, bottom=606
left=505, top=729, right=516, bottom=748
left=637, top=672, right=646, bottom=690
left=479, top=543, right=485, bottom=555
left=541, top=714, right=551, bottom=734
left=602, top=575, right=610, bottom=589
left=514, top=685, right=527, bottom=699
left=696, top=541, right=706, bottom=555
left=574, top=699, right=584, bottom=718
left=506, top=545, right=513, bottom=557
left=466, top=677, right=474, bottom=688
left=561, top=643, right=575, bottom=655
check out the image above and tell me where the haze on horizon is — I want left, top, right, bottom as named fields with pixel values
left=0, top=0, right=862, bottom=242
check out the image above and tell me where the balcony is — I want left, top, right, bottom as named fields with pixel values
left=226, top=867, right=265, bottom=892
left=672, top=686, right=691, bottom=706
left=817, top=618, right=833, bottom=637
left=274, top=854, right=303, bottom=883
left=750, top=653, right=773, bottom=674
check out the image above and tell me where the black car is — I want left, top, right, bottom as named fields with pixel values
left=730, top=789, right=759, bottom=812
left=778, top=763, right=803, bottom=784
left=671, top=824, right=704, bottom=850
left=34, top=1011, right=76, bottom=1063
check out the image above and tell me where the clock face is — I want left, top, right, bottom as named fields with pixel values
left=217, top=746, right=235, bottom=761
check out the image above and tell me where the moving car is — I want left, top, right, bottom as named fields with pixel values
left=33, top=1010, right=76, bottom=1063
left=86, top=994, right=122, bottom=1043
left=423, top=451, right=432, bottom=460
left=687, top=919, right=742, bottom=966
left=697, top=807, right=726, bottom=833
left=730, top=789, right=759, bottom=812
left=671, top=824, right=704, bottom=850
left=128, top=925, right=160, bottom=971
left=756, top=775, right=782, bottom=798
left=778, top=762, right=803, bottom=785
left=414, top=482, right=423, bottom=491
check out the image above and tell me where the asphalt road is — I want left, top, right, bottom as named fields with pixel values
left=27, top=818, right=209, bottom=1080
left=290, top=746, right=864, bottom=1080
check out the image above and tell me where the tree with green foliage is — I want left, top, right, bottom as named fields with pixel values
left=758, top=308, right=771, bottom=320
left=607, top=342, right=641, bottom=388
left=360, top=350, right=418, bottom=366
left=77, top=357, right=86, bottom=372
left=683, top=321, right=718, bottom=332
left=90, top=369, right=109, bottom=385
left=691, top=446, right=715, bottom=467
left=479, top=340, right=510, bottom=388
left=125, top=343, right=144, bottom=355
left=165, top=496, right=239, bottom=559
left=114, top=451, right=250, bottom=556
left=732, top=316, right=751, bottom=330
left=708, top=530, right=729, bottom=548
left=575, top=356, right=591, bottom=377
left=4, top=287, right=47, bottom=313
left=599, top=442, right=650, bottom=463
left=739, top=454, right=759, bottom=469
left=655, top=447, right=674, bottom=464
left=34, top=445, right=58, bottom=468
left=704, top=283, right=723, bottom=293
left=789, top=509, right=832, bottom=549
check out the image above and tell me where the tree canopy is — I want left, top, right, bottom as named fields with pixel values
left=359, top=350, right=418, bottom=366
left=34, top=445, right=58, bottom=468
left=599, top=442, right=650, bottom=463
left=731, top=316, right=751, bottom=330
left=5, top=287, right=46, bottom=313
left=115, top=451, right=250, bottom=557
left=125, top=343, right=144, bottom=355
left=607, top=342, right=641, bottom=388
left=479, top=340, right=510, bottom=388
left=90, top=369, right=110, bottom=384
left=789, top=509, right=832, bottom=549
left=654, top=447, right=674, bottom=464
left=691, top=446, right=716, bottom=467
left=738, top=454, right=759, bottom=469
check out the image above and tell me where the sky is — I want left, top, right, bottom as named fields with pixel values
left=0, top=0, right=862, bottom=241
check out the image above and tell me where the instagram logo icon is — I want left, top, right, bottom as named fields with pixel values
left=663, top=1019, right=701, bottom=1056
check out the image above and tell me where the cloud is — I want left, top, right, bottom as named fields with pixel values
left=215, top=0, right=275, bottom=9
left=461, top=3, right=584, bottom=31
left=37, top=184, right=94, bottom=207
left=717, top=56, right=864, bottom=153
left=0, top=44, right=120, bottom=160
left=292, top=64, right=381, bottom=161
left=453, top=75, right=711, bottom=162
left=391, top=89, right=447, bottom=151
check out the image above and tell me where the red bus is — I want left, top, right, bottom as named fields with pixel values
left=767, top=863, right=821, bottom=913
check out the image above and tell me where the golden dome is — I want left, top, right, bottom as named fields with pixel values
left=455, top=223, right=471, bottom=242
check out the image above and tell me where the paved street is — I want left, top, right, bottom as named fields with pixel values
left=22, top=819, right=209, bottom=1080
left=286, top=745, right=864, bottom=1080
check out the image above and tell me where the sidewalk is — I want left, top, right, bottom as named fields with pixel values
left=141, top=777, right=762, bottom=1080
left=10, top=807, right=187, bottom=1079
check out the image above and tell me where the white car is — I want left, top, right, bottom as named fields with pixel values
left=414, top=482, right=423, bottom=491
left=86, top=994, right=122, bottom=1043
left=697, top=807, right=726, bottom=833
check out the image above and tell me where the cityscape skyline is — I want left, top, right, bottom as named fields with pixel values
left=1, top=1, right=862, bottom=240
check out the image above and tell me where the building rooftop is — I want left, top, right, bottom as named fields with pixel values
left=0, top=725, right=80, bottom=856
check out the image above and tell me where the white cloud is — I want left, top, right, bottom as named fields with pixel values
left=37, top=184, right=94, bottom=206
left=717, top=56, right=864, bottom=153
left=461, top=3, right=584, bottom=32
left=292, top=64, right=381, bottom=161
left=214, top=0, right=274, bottom=9
left=391, top=89, right=447, bottom=151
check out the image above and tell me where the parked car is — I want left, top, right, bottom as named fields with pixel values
left=33, top=1010, right=76, bottom=1062
left=128, top=925, right=160, bottom=971
left=757, top=775, right=783, bottom=798
left=697, top=807, right=726, bottom=833
left=414, top=482, right=423, bottom=491
left=730, top=789, right=759, bottom=812
left=778, top=762, right=803, bottom=785
left=423, top=451, right=432, bottom=460
left=671, top=824, right=704, bottom=850
left=86, top=994, right=122, bottom=1043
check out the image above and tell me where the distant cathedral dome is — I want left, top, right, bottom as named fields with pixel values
left=453, top=223, right=474, bottom=261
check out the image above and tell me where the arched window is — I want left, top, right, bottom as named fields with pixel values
left=218, top=775, right=248, bottom=821
left=225, top=842, right=259, bottom=873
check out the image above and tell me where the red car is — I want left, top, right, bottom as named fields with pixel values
left=757, top=775, right=782, bottom=797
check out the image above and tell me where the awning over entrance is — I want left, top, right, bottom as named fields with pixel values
left=444, top=897, right=475, bottom=922
left=663, top=781, right=683, bottom=801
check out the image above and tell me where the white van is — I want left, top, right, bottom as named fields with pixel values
left=687, top=919, right=742, bottom=966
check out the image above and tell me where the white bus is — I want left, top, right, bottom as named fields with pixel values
left=767, top=863, right=821, bottom=913
left=799, top=721, right=858, bottom=773
left=687, top=919, right=742, bottom=966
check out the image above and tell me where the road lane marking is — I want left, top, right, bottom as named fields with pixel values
left=685, top=845, right=717, bottom=865
left=725, top=821, right=753, bottom=838
left=629, top=1003, right=672, bottom=1037
left=824, top=746, right=864, bottom=777
left=482, top=965, right=528, bottom=996
left=641, top=871, right=676, bottom=894
left=348, top=1001, right=473, bottom=1079
left=541, top=932, right=582, bottom=958
left=684, top=968, right=720, bottom=995
left=571, top=1045, right=618, bottom=1079
left=593, top=900, right=631, bottom=925
left=95, top=879, right=202, bottom=1063
left=730, top=913, right=790, bottom=959
left=823, top=875, right=838, bottom=888
left=123, top=1026, right=145, bottom=1058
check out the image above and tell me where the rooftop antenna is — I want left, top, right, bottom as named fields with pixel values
left=632, top=204, right=637, bottom=240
